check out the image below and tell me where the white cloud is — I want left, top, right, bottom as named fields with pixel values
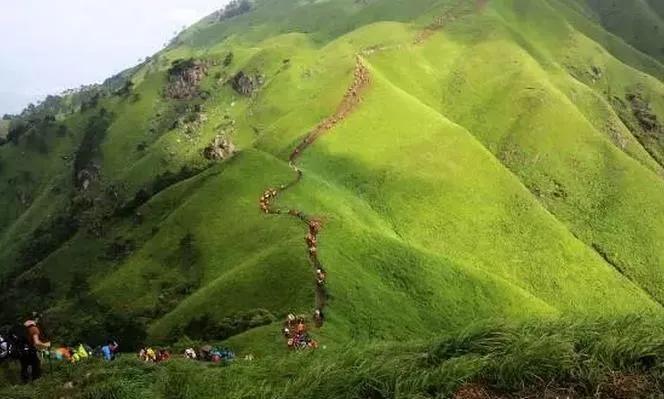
left=0, top=0, right=226, bottom=114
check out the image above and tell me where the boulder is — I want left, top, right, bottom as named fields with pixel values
left=203, top=135, right=236, bottom=161
left=230, top=71, right=262, bottom=96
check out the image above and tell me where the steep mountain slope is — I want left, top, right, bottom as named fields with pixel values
left=0, top=0, right=663, bottom=354
left=0, top=120, right=8, bottom=139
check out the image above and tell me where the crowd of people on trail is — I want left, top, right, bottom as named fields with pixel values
left=50, top=340, right=119, bottom=365
left=182, top=345, right=238, bottom=363
left=306, top=219, right=323, bottom=258
left=283, top=314, right=319, bottom=350
left=52, top=344, right=90, bottom=363
left=136, top=345, right=236, bottom=364
left=137, top=347, right=171, bottom=363
left=2, top=311, right=325, bottom=387
left=0, top=316, right=244, bottom=385
left=0, top=318, right=120, bottom=384
left=192, top=345, right=236, bottom=363
left=259, top=187, right=279, bottom=213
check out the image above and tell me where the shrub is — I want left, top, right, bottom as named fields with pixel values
left=73, top=108, right=113, bottom=187
left=220, top=0, right=252, bottom=20
left=223, top=52, right=234, bottom=67
left=6, top=119, right=29, bottom=144
left=115, top=80, right=134, bottom=97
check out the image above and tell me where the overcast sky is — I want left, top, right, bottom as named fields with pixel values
left=0, top=0, right=225, bottom=115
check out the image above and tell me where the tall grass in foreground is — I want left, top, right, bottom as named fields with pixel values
left=2, top=315, right=664, bottom=398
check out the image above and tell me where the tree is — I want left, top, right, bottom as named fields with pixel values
left=116, top=80, right=134, bottom=97
left=7, top=119, right=29, bottom=144
left=220, top=0, right=252, bottom=20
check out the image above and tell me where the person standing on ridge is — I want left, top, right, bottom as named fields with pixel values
left=21, top=319, right=51, bottom=383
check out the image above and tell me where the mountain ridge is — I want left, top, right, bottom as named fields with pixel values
left=0, top=0, right=662, bottom=356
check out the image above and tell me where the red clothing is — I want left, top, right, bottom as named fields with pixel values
left=26, top=326, right=41, bottom=347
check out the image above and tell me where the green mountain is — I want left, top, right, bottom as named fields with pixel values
left=1, top=0, right=664, bottom=395
left=0, top=120, right=8, bottom=142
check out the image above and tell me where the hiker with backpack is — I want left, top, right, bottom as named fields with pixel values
left=184, top=347, right=197, bottom=360
left=316, top=268, right=326, bottom=286
left=156, top=348, right=171, bottom=363
left=101, top=340, right=118, bottom=361
left=53, top=346, right=73, bottom=362
left=145, top=347, right=156, bottom=362
left=71, top=344, right=90, bottom=363
left=21, top=319, right=51, bottom=383
left=314, top=309, right=324, bottom=326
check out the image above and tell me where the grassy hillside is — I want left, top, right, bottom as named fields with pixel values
left=0, top=120, right=8, bottom=139
left=4, top=316, right=664, bottom=399
left=581, top=0, right=664, bottom=63
left=0, top=1, right=663, bottom=387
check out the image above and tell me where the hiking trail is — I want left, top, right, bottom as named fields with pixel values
left=415, top=0, right=489, bottom=44
left=258, top=56, right=371, bottom=328
left=258, top=2, right=481, bottom=336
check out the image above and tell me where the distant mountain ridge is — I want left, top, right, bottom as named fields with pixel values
left=0, top=0, right=662, bottom=356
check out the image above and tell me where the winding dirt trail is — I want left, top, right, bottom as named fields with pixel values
left=259, top=56, right=371, bottom=327
left=415, top=0, right=489, bottom=44
left=258, top=1, right=485, bottom=334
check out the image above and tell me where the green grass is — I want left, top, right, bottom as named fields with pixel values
left=0, top=2, right=664, bottom=394
left=0, top=120, right=8, bottom=139
left=3, top=316, right=664, bottom=398
left=578, top=0, right=664, bottom=63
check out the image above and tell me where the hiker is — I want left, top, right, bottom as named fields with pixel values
left=314, top=309, right=324, bottom=326
left=146, top=347, right=156, bottom=362
left=21, top=319, right=51, bottom=383
left=199, top=345, right=213, bottom=362
left=316, top=268, right=326, bottom=285
left=184, top=348, right=197, bottom=360
left=72, top=344, right=89, bottom=363
left=155, top=349, right=169, bottom=363
left=54, top=346, right=72, bottom=362
left=101, top=340, right=118, bottom=361
left=305, top=233, right=317, bottom=249
left=309, top=220, right=322, bottom=234
left=296, top=320, right=306, bottom=334
left=101, top=341, right=115, bottom=362
left=295, top=333, right=310, bottom=350
left=222, top=348, right=235, bottom=361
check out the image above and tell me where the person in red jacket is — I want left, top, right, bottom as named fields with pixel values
left=22, top=319, right=51, bottom=383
